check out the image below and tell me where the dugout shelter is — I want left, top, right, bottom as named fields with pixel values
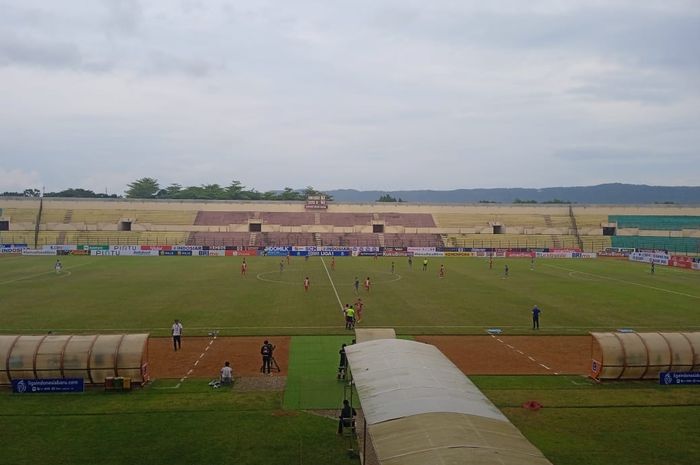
left=344, top=338, right=553, bottom=465
left=591, top=331, right=700, bottom=380
left=0, top=334, right=150, bottom=385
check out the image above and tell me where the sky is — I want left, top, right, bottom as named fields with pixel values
left=1, top=0, right=699, bottom=195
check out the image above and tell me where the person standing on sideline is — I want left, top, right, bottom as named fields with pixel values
left=353, top=276, right=360, bottom=294
left=261, top=340, right=273, bottom=374
left=287, top=252, right=291, bottom=265
left=532, top=305, right=541, bottom=330
left=171, top=319, right=183, bottom=351
left=304, top=276, right=310, bottom=292
left=220, top=361, right=233, bottom=385
left=489, top=254, right=493, bottom=269
left=337, top=344, right=348, bottom=379
left=422, top=259, right=428, bottom=271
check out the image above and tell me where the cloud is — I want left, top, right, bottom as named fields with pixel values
left=0, top=168, right=42, bottom=192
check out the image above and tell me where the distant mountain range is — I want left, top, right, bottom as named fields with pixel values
left=327, top=183, right=700, bottom=204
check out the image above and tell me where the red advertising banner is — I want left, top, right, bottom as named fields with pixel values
left=506, top=251, right=535, bottom=258
left=141, top=245, right=172, bottom=251
left=225, top=250, right=258, bottom=256
left=669, top=255, right=694, bottom=270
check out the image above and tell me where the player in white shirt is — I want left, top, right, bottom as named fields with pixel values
left=171, top=319, right=183, bottom=351
left=220, top=361, right=233, bottom=385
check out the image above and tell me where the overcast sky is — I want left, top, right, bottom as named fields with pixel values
left=1, top=0, right=699, bottom=195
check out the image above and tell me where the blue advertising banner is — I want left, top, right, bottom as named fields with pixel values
left=12, top=378, right=85, bottom=393
left=659, top=372, right=700, bottom=385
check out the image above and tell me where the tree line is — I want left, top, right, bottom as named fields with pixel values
left=1, top=179, right=332, bottom=201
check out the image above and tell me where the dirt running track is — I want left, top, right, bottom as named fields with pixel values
left=148, top=336, right=290, bottom=379
left=148, top=335, right=592, bottom=379
left=417, top=335, right=592, bottom=375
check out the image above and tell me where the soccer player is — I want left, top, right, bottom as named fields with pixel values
left=439, top=264, right=446, bottom=278
left=504, top=264, right=509, bottom=278
left=354, top=298, right=364, bottom=322
left=353, top=276, right=360, bottom=294
left=279, top=260, right=284, bottom=273
left=54, top=259, right=62, bottom=274
left=408, top=255, right=413, bottom=269
left=364, top=276, right=371, bottom=293
left=489, top=254, right=493, bottom=269
left=651, top=262, right=655, bottom=275
left=304, top=276, right=310, bottom=292
left=171, top=319, right=183, bottom=351
left=422, top=259, right=428, bottom=271
left=287, top=252, right=291, bottom=265
left=391, top=261, right=395, bottom=274
left=530, top=256, right=535, bottom=271
left=241, top=259, right=247, bottom=276
left=331, top=256, right=336, bottom=271
left=532, top=305, right=541, bottom=330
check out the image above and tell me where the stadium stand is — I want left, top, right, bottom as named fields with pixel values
left=194, top=211, right=254, bottom=225
left=445, top=234, right=606, bottom=250
left=377, top=213, right=436, bottom=227
left=610, top=215, right=700, bottom=230
left=384, top=233, right=443, bottom=247
left=318, top=213, right=373, bottom=227
left=612, top=236, right=700, bottom=254
left=187, top=232, right=253, bottom=247
left=1, top=208, right=39, bottom=223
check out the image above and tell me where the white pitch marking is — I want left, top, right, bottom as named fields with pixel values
left=205, top=346, right=209, bottom=351
left=496, top=338, right=503, bottom=343
left=187, top=369, right=194, bottom=374
left=516, top=350, right=524, bottom=355
left=193, top=360, right=199, bottom=366
left=545, top=263, right=700, bottom=299
left=539, top=363, right=551, bottom=370
left=320, top=257, right=344, bottom=312
left=199, top=353, right=205, bottom=358
left=506, top=344, right=514, bottom=349
left=528, top=356, right=536, bottom=361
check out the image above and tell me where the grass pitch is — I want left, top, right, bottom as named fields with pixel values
left=0, top=255, right=698, bottom=335
left=1, top=254, right=699, bottom=465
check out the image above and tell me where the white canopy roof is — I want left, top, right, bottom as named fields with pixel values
left=354, top=328, right=396, bottom=344
left=345, top=338, right=507, bottom=425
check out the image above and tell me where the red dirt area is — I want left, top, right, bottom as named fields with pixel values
left=148, top=336, right=290, bottom=379
left=416, top=335, right=592, bottom=375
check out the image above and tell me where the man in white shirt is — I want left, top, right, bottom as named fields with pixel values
left=171, top=319, right=183, bottom=351
left=220, top=361, right=233, bottom=385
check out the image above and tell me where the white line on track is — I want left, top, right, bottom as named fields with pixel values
left=320, top=257, right=344, bottom=311
left=540, top=363, right=551, bottom=370
left=544, top=263, right=700, bottom=299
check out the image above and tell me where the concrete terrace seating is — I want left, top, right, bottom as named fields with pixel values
left=61, top=231, right=189, bottom=245
left=318, top=213, right=373, bottom=227
left=610, top=215, right=700, bottom=231
left=187, top=232, right=251, bottom=246
left=318, top=233, right=380, bottom=247
left=383, top=233, right=443, bottom=247
left=258, top=232, right=315, bottom=246
left=377, top=213, right=436, bottom=227
left=261, top=212, right=316, bottom=226
left=447, top=234, right=580, bottom=249
left=194, top=211, right=255, bottom=225
left=2, top=208, right=39, bottom=223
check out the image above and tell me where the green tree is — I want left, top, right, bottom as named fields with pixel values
left=302, top=186, right=333, bottom=201
left=377, top=193, right=398, bottom=202
left=126, top=178, right=160, bottom=198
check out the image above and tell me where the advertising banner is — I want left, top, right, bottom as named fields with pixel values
left=669, top=256, right=694, bottom=270
left=12, top=378, right=84, bottom=393
left=78, top=245, right=109, bottom=251
left=22, top=249, right=56, bottom=256
left=225, top=249, right=258, bottom=256
left=69, top=249, right=90, bottom=256
left=172, top=245, right=203, bottom=251
left=307, top=250, right=351, bottom=257
left=506, top=251, right=535, bottom=258
left=630, top=251, right=670, bottom=266
left=1, top=246, right=27, bottom=254
left=383, top=250, right=409, bottom=257
left=42, top=245, right=77, bottom=251
left=659, top=372, right=700, bottom=385
left=196, top=250, right=226, bottom=257
left=444, top=251, right=476, bottom=257
left=141, top=245, right=172, bottom=251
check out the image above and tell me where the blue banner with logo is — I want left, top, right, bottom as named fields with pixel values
left=12, top=378, right=85, bottom=393
left=659, top=372, right=700, bottom=385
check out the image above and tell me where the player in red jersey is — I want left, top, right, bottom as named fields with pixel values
left=304, top=276, right=310, bottom=292
left=439, top=264, right=446, bottom=278
left=354, top=298, right=364, bottom=322
left=364, top=276, right=371, bottom=292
